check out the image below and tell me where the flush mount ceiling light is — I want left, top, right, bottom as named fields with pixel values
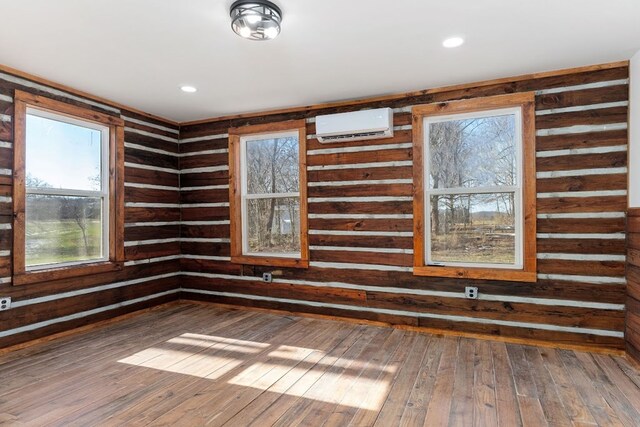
left=230, top=0, right=282, bottom=41
left=180, top=85, right=197, bottom=93
left=443, top=37, right=464, bottom=48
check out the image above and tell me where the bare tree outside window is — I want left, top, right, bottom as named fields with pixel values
left=427, top=112, right=519, bottom=266
left=244, top=133, right=300, bottom=255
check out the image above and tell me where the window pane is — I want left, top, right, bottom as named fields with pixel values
left=428, top=114, right=516, bottom=189
left=246, top=135, right=299, bottom=194
left=26, top=113, right=103, bottom=191
left=246, top=197, right=300, bottom=254
left=429, top=193, right=516, bottom=265
left=26, top=195, right=103, bottom=267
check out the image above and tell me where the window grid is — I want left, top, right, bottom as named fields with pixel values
left=24, top=107, right=110, bottom=271
left=240, top=130, right=301, bottom=258
left=423, top=106, right=524, bottom=270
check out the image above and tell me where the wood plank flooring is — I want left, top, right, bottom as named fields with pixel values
left=1, top=301, right=639, bottom=426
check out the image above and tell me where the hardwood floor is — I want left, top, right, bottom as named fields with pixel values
left=1, top=302, right=639, bottom=426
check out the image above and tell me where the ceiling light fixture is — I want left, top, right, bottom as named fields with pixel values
left=443, top=37, right=464, bottom=48
left=230, top=0, right=282, bottom=41
left=180, top=85, right=197, bottom=93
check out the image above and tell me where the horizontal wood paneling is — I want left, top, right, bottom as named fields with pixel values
left=535, top=84, right=628, bottom=110
left=124, top=131, right=179, bottom=154
left=124, top=225, right=180, bottom=241
left=308, top=166, right=412, bottom=183
left=124, top=187, right=180, bottom=204
left=627, top=208, right=640, bottom=362
left=308, top=201, right=413, bottom=215
left=307, top=147, right=412, bottom=166
left=181, top=206, right=229, bottom=221
left=537, top=217, right=625, bottom=234
left=178, top=63, right=630, bottom=350
left=125, top=207, right=181, bottom=223
left=239, top=266, right=626, bottom=304
left=125, top=242, right=181, bottom=260
left=180, top=170, right=229, bottom=187
left=536, top=259, right=625, bottom=276
left=536, top=129, right=627, bottom=152
left=309, top=218, right=414, bottom=232
left=537, top=238, right=626, bottom=255
left=181, top=224, right=230, bottom=239
left=309, top=234, right=414, bottom=249
left=0, top=62, right=631, bottom=353
left=308, top=183, right=412, bottom=198
left=180, top=241, right=231, bottom=257
left=181, top=291, right=623, bottom=348
left=180, top=188, right=228, bottom=204
left=0, top=71, right=181, bottom=349
left=124, top=148, right=178, bottom=170
left=536, top=196, right=627, bottom=213
left=536, top=151, right=627, bottom=171
left=535, top=106, right=627, bottom=129
left=311, top=249, right=413, bottom=267
left=536, top=174, right=627, bottom=193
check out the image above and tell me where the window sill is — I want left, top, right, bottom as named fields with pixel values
left=13, top=261, right=124, bottom=286
left=231, top=255, right=309, bottom=269
left=413, top=265, right=537, bottom=283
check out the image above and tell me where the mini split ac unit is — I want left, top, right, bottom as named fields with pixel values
left=315, top=107, right=394, bottom=143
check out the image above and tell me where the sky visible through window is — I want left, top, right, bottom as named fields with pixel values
left=26, top=114, right=102, bottom=192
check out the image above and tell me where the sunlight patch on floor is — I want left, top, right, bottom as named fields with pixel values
left=180, top=333, right=271, bottom=350
left=229, top=344, right=397, bottom=411
left=230, top=366, right=392, bottom=410
left=268, top=346, right=397, bottom=373
left=117, top=333, right=270, bottom=379
left=117, top=334, right=394, bottom=410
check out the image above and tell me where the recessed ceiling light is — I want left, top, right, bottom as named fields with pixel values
left=180, top=86, right=197, bottom=93
left=443, top=37, right=464, bottom=48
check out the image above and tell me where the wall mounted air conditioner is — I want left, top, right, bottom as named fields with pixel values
left=315, top=107, right=394, bottom=143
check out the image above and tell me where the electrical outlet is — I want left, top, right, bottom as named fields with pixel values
left=262, top=273, right=272, bottom=283
left=0, top=297, right=11, bottom=311
left=464, top=287, right=478, bottom=299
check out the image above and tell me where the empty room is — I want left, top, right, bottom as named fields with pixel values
left=1, top=0, right=640, bottom=425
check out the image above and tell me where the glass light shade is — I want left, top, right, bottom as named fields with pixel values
left=230, top=0, right=282, bottom=41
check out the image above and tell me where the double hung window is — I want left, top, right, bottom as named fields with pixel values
left=412, top=93, right=536, bottom=282
left=229, top=120, right=308, bottom=268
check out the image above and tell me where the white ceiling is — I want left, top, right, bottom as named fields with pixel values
left=1, top=1, right=639, bottom=122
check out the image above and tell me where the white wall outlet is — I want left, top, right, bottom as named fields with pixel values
left=262, top=273, right=272, bottom=283
left=465, top=287, right=479, bottom=299
left=0, top=297, right=11, bottom=311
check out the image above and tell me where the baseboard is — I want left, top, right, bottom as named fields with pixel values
left=179, top=295, right=627, bottom=357
left=0, top=296, right=181, bottom=355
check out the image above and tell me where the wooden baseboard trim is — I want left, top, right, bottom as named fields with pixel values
left=0, top=300, right=183, bottom=356
left=1, top=297, right=629, bottom=359
left=180, top=297, right=627, bottom=357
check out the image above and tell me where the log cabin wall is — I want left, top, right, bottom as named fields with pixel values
left=0, top=70, right=181, bottom=349
left=179, top=63, right=629, bottom=350
left=628, top=209, right=640, bottom=359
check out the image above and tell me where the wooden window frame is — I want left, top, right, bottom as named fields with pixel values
left=412, top=92, right=537, bottom=282
left=12, top=90, right=125, bottom=286
left=229, top=120, right=309, bottom=268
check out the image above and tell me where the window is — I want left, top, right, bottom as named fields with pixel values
left=412, top=93, right=536, bottom=282
left=229, top=120, right=308, bottom=268
left=13, top=91, right=125, bottom=285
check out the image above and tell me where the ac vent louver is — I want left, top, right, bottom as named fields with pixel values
left=319, top=131, right=388, bottom=142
